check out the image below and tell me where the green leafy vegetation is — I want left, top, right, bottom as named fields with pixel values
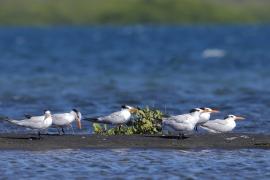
left=92, top=107, right=163, bottom=135
left=0, top=0, right=270, bottom=25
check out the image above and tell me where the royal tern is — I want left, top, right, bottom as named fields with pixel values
left=195, top=107, right=219, bottom=131
left=200, top=115, right=245, bottom=133
left=7, top=110, right=52, bottom=139
left=162, top=108, right=206, bottom=139
left=84, top=105, right=138, bottom=125
left=52, top=109, right=82, bottom=135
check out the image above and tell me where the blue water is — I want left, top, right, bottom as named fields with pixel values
left=0, top=149, right=269, bottom=179
left=0, top=25, right=269, bottom=179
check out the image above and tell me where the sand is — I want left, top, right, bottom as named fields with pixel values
left=0, top=133, right=269, bottom=151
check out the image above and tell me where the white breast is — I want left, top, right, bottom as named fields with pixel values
left=198, top=112, right=210, bottom=124
left=121, top=110, right=131, bottom=121
left=163, top=113, right=199, bottom=132
left=52, top=113, right=75, bottom=126
left=224, top=120, right=236, bottom=132
left=44, top=116, right=53, bottom=128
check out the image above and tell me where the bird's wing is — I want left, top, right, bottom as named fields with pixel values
left=53, top=114, right=66, bottom=121
left=9, top=118, right=43, bottom=128
left=162, top=114, right=171, bottom=118
left=199, top=126, right=219, bottom=133
left=83, top=111, right=123, bottom=124
left=163, top=117, right=178, bottom=125
left=98, top=111, right=123, bottom=123
left=24, top=114, right=44, bottom=120
left=24, top=114, right=32, bottom=119
left=201, top=119, right=227, bottom=131
left=162, top=116, right=191, bottom=132
left=53, top=113, right=70, bottom=120
left=83, top=116, right=100, bottom=122
left=173, top=114, right=191, bottom=123
left=203, top=119, right=227, bottom=126
left=52, top=113, right=71, bottom=125
left=29, top=116, right=44, bottom=121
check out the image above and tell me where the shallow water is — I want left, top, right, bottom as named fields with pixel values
left=0, top=149, right=269, bottom=179
left=0, top=26, right=269, bottom=178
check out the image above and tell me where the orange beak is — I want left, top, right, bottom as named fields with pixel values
left=202, top=109, right=219, bottom=113
left=77, top=119, right=82, bottom=129
left=235, top=116, right=245, bottom=120
left=210, top=109, right=220, bottom=113
left=129, top=108, right=138, bottom=113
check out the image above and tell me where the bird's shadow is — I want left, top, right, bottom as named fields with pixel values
left=1, top=133, right=62, bottom=140
left=2, top=136, right=41, bottom=140
left=144, top=135, right=190, bottom=140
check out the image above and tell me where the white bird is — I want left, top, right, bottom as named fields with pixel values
left=84, top=105, right=138, bottom=125
left=162, top=108, right=207, bottom=139
left=200, top=115, right=245, bottom=133
left=7, top=110, right=52, bottom=139
left=52, top=109, right=82, bottom=135
left=195, top=107, right=219, bottom=131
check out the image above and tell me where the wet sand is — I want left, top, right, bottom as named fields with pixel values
left=0, top=133, right=269, bottom=151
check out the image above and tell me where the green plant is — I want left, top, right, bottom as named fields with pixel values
left=132, top=107, right=163, bottom=134
left=1, top=0, right=270, bottom=25
left=92, top=123, right=104, bottom=134
left=92, top=107, right=164, bottom=135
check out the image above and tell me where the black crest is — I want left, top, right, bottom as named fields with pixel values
left=72, top=109, right=79, bottom=113
left=189, top=108, right=200, bottom=113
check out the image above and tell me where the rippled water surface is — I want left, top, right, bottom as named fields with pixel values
left=0, top=149, right=269, bottom=179
left=0, top=26, right=269, bottom=178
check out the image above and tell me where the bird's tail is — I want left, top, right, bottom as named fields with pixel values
left=0, top=116, right=28, bottom=127
left=5, top=119, right=23, bottom=126
left=0, top=116, right=10, bottom=122
left=83, top=117, right=99, bottom=123
left=161, top=119, right=170, bottom=134
left=199, top=125, right=218, bottom=133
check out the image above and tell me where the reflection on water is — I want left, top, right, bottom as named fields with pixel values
left=0, top=149, right=269, bottom=179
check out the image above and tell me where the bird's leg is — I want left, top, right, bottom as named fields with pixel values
left=181, top=133, right=185, bottom=139
left=178, top=133, right=181, bottom=140
left=38, top=131, right=41, bottom=140
left=70, top=124, right=75, bottom=135
left=221, top=133, right=227, bottom=139
left=195, top=126, right=198, bottom=132
left=178, top=133, right=185, bottom=140
left=44, top=129, right=49, bottom=135
left=104, top=124, right=108, bottom=131
left=57, top=128, right=62, bottom=135
left=118, top=124, right=124, bottom=132
left=61, top=128, right=65, bottom=135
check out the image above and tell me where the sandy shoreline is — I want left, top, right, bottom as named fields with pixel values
left=0, top=133, right=269, bottom=151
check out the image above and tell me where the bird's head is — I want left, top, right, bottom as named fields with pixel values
left=121, top=105, right=138, bottom=113
left=200, top=107, right=219, bottom=113
left=44, top=110, right=51, bottom=119
left=225, top=115, right=245, bottom=121
left=189, top=108, right=204, bottom=114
